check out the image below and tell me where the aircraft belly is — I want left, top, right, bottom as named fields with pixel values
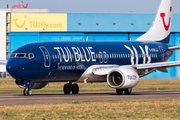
left=46, top=70, right=85, bottom=82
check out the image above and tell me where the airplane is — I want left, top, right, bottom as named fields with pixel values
left=1, top=0, right=180, bottom=96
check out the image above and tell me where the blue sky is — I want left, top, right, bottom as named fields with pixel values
left=0, top=0, right=180, bottom=13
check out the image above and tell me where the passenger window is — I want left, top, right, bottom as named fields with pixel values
left=107, top=54, right=109, bottom=58
left=96, top=54, right=98, bottom=58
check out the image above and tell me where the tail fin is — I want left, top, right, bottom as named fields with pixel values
left=136, top=0, right=173, bottom=43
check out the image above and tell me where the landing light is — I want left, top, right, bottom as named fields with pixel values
left=95, top=68, right=100, bottom=71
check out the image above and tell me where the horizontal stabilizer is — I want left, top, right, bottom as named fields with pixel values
left=156, top=67, right=168, bottom=73
left=168, top=46, right=180, bottom=51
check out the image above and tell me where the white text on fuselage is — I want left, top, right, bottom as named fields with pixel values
left=54, top=47, right=96, bottom=62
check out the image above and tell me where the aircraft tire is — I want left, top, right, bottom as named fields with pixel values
left=63, top=83, right=71, bottom=94
left=23, top=88, right=32, bottom=96
left=72, top=83, right=79, bottom=94
left=116, top=89, right=123, bottom=95
left=23, top=88, right=28, bottom=96
left=27, top=89, right=32, bottom=96
left=124, top=88, right=132, bottom=95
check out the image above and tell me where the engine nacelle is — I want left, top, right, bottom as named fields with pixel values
left=107, top=67, right=139, bottom=89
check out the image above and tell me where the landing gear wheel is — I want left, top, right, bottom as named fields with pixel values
left=63, top=83, right=71, bottom=94
left=116, top=89, right=123, bottom=95
left=23, top=88, right=28, bottom=96
left=27, top=89, right=32, bottom=96
left=23, top=88, right=32, bottom=96
left=72, top=83, right=79, bottom=94
left=124, top=88, right=132, bottom=95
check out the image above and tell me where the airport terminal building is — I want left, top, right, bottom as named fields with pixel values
left=1, top=10, right=180, bottom=78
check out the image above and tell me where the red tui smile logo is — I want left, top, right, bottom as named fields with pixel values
left=160, top=6, right=172, bottom=31
left=12, top=1, right=29, bottom=9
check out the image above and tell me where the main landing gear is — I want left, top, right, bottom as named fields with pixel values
left=63, top=82, right=79, bottom=95
left=23, top=88, right=32, bottom=96
left=116, top=88, right=132, bottom=95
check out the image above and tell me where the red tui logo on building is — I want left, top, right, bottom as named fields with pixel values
left=12, top=1, right=29, bottom=9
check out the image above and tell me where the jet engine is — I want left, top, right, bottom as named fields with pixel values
left=107, top=67, right=139, bottom=89
left=16, top=80, right=48, bottom=89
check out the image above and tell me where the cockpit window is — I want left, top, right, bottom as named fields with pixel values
left=16, top=53, right=26, bottom=58
left=10, top=53, right=34, bottom=59
left=29, top=53, right=34, bottom=59
left=10, top=53, right=16, bottom=58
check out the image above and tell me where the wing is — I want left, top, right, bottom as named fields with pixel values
left=0, top=60, right=7, bottom=65
left=131, top=61, right=180, bottom=73
left=80, top=60, right=180, bottom=78
left=132, top=61, right=180, bottom=70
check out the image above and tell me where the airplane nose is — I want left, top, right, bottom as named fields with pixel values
left=6, top=62, right=18, bottom=77
left=6, top=59, right=24, bottom=80
left=6, top=64, right=13, bottom=74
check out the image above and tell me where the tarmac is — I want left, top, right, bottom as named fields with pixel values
left=0, top=90, right=180, bottom=105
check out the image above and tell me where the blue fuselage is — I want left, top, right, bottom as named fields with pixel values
left=6, top=41, right=173, bottom=82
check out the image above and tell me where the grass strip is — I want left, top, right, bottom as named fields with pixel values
left=0, top=99, right=180, bottom=120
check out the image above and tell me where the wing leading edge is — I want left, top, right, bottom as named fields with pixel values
left=132, top=61, right=180, bottom=70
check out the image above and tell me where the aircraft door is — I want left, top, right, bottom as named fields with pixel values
left=103, top=51, right=108, bottom=63
left=39, top=46, right=51, bottom=67
left=158, top=46, right=164, bottom=62
left=99, top=52, right=103, bottom=63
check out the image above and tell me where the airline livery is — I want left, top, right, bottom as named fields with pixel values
left=2, top=0, right=180, bottom=96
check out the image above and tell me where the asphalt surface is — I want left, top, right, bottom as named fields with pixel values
left=1, top=90, right=180, bottom=105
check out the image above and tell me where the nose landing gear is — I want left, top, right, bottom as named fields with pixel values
left=23, top=88, right=32, bottom=96
left=63, top=82, right=79, bottom=95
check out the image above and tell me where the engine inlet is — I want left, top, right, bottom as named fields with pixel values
left=108, top=71, right=123, bottom=87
